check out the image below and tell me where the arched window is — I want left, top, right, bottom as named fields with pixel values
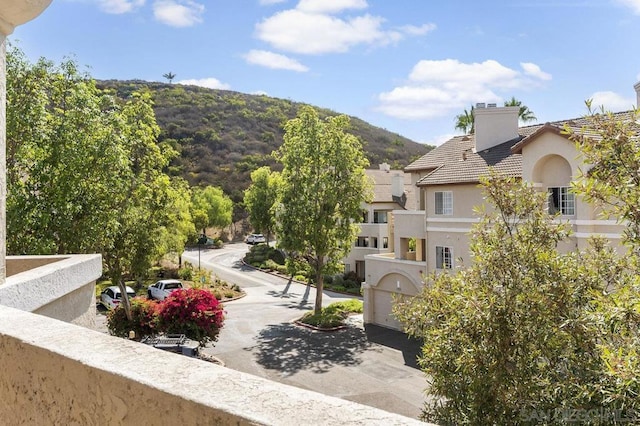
left=532, top=155, right=575, bottom=216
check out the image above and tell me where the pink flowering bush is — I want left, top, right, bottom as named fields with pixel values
left=107, top=297, right=159, bottom=340
left=156, top=288, right=225, bottom=346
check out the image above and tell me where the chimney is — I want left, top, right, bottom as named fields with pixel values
left=635, top=81, right=640, bottom=107
left=391, top=173, right=404, bottom=198
left=473, top=105, right=520, bottom=152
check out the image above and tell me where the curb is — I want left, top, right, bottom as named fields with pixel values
left=241, top=259, right=363, bottom=299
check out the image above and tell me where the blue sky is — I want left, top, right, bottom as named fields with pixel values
left=10, top=0, right=640, bottom=146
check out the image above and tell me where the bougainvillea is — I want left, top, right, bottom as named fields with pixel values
left=107, top=297, right=159, bottom=340
left=156, top=288, right=225, bottom=346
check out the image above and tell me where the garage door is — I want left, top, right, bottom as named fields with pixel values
left=372, top=290, right=402, bottom=330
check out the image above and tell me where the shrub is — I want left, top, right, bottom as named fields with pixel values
left=177, top=267, right=193, bottom=281
left=323, top=274, right=334, bottom=284
left=333, top=275, right=344, bottom=287
left=294, top=274, right=306, bottom=282
left=299, top=299, right=363, bottom=328
left=107, top=297, right=159, bottom=340
left=156, top=288, right=225, bottom=346
left=264, top=259, right=280, bottom=271
left=343, top=279, right=359, bottom=289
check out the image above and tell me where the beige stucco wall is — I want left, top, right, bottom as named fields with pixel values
left=522, top=132, right=625, bottom=251
left=0, top=254, right=102, bottom=328
left=363, top=255, right=424, bottom=330
left=0, top=305, right=426, bottom=426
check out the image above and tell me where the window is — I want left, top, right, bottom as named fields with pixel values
left=548, top=187, right=575, bottom=215
left=361, top=211, right=369, bottom=223
left=355, top=237, right=369, bottom=247
left=383, top=237, right=389, bottom=249
left=436, top=246, right=453, bottom=269
left=372, top=237, right=378, bottom=248
left=435, top=191, right=453, bottom=215
left=373, top=211, right=388, bottom=224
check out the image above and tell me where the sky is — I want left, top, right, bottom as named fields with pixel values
left=10, top=0, right=640, bottom=146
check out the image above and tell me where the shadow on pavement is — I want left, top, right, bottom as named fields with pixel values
left=252, top=323, right=371, bottom=374
left=364, top=324, right=422, bottom=370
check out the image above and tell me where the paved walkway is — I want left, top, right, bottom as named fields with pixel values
left=183, top=244, right=428, bottom=419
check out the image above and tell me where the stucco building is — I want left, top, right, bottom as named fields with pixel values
left=343, top=163, right=417, bottom=282
left=364, top=85, right=640, bottom=330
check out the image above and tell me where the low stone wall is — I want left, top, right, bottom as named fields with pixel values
left=0, top=305, right=426, bottom=425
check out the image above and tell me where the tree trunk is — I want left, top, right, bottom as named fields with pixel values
left=117, top=278, right=133, bottom=322
left=314, top=257, right=324, bottom=315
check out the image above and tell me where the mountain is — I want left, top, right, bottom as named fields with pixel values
left=98, top=80, right=433, bottom=203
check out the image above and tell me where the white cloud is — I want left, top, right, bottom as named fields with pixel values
left=296, top=0, right=368, bottom=14
left=177, top=78, right=230, bottom=90
left=399, top=23, right=437, bottom=36
left=153, top=0, right=204, bottom=27
left=243, top=50, right=309, bottom=72
left=589, top=91, right=635, bottom=111
left=255, top=2, right=434, bottom=55
left=98, top=0, right=144, bottom=14
left=521, top=62, right=552, bottom=81
left=259, top=0, right=286, bottom=4
left=377, top=59, right=552, bottom=120
left=256, top=10, right=395, bottom=54
left=616, top=0, right=640, bottom=14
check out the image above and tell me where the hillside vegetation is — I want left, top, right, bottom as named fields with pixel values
left=98, top=80, right=432, bottom=204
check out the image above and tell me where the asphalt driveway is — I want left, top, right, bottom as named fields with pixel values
left=182, top=244, right=427, bottom=420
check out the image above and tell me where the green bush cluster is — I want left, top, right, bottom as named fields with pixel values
left=299, top=299, right=363, bottom=328
left=245, top=244, right=286, bottom=270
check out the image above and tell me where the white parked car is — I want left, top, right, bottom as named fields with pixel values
left=147, top=279, right=184, bottom=300
left=100, top=285, right=136, bottom=310
left=245, top=233, right=266, bottom=245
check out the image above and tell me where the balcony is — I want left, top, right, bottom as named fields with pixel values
left=0, top=255, right=425, bottom=425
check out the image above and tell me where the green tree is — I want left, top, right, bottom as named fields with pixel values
left=6, top=47, right=195, bottom=320
left=393, top=172, right=604, bottom=424
left=454, top=105, right=475, bottom=134
left=191, top=186, right=233, bottom=236
left=163, top=71, right=176, bottom=83
left=568, top=105, right=640, bottom=411
left=243, top=166, right=282, bottom=244
left=504, top=96, right=537, bottom=123
left=275, top=106, right=372, bottom=314
left=6, top=47, right=128, bottom=254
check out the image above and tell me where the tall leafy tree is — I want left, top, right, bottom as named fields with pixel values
left=6, top=47, right=194, bottom=319
left=275, top=106, right=372, bottom=314
left=243, top=166, right=282, bottom=243
left=191, top=186, right=233, bottom=236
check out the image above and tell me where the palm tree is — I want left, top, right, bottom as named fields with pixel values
left=163, top=72, right=176, bottom=84
left=454, top=98, right=537, bottom=134
left=504, top=97, right=537, bottom=123
left=454, top=106, right=475, bottom=134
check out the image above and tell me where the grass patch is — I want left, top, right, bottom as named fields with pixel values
left=299, top=299, right=363, bottom=329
